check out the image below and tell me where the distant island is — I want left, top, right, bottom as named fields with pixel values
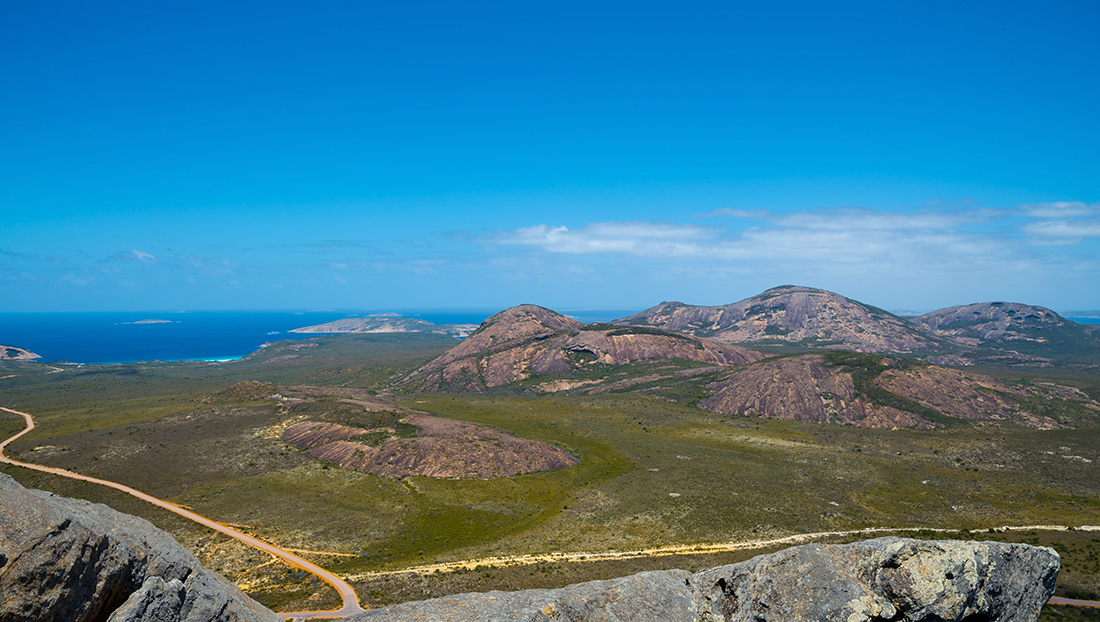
left=0, top=345, right=40, bottom=361
left=291, top=316, right=477, bottom=338
left=4, top=284, right=1100, bottom=617
left=118, top=319, right=177, bottom=325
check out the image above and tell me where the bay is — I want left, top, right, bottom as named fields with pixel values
left=0, top=308, right=639, bottom=364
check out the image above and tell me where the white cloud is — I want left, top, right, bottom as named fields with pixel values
left=495, top=208, right=1005, bottom=265
left=198, top=267, right=235, bottom=276
left=774, top=207, right=991, bottom=231
left=132, top=249, right=156, bottom=263
left=497, top=222, right=722, bottom=257
left=61, top=273, right=97, bottom=286
left=489, top=201, right=1099, bottom=294
left=1023, top=219, right=1100, bottom=238
left=1018, top=201, right=1099, bottom=218
left=694, top=207, right=771, bottom=219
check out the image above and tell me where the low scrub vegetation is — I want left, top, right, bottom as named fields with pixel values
left=3, top=332, right=1100, bottom=609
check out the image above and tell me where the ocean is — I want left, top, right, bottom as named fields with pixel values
left=0, top=308, right=640, bottom=364
left=4, top=310, right=1092, bottom=365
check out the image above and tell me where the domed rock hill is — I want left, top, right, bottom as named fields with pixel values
left=914, top=301, right=1100, bottom=363
left=282, top=414, right=578, bottom=479
left=615, top=285, right=945, bottom=355
left=699, top=352, right=1079, bottom=429
left=399, top=304, right=764, bottom=392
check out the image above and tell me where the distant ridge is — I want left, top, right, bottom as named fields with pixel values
left=291, top=316, right=477, bottom=338
left=916, top=302, right=1071, bottom=343
left=699, top=352, right=1070, bottom=429
left=342, top=295, right=1100, bottom=429
left=913, top=301, right=1100, bottom=363
left=399, top=304, right=763, bottom=391
left=615, top=285, right=944, bottom=354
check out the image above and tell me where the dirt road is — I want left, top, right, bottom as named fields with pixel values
left=0, top=406, right=364, bottom=621
left=3, top=404, right=1099, bottom=617
left=348, top=523, right=1100, bottom=580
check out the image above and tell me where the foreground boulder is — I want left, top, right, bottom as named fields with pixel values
left=0, top=474, right=281, bottom=622
left=692, top=538, right=1059, bottom=622
left=348, top=538, right=1059, bottom=622
left=0, top=472, right=1061, bottom=622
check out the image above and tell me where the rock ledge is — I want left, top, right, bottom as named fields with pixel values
left=0, top=473, right=280, bottom=622
left=348, top=537, right=1059, bottom=622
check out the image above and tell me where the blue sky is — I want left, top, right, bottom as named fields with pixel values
left=2, top=1, right=1098, bottom=313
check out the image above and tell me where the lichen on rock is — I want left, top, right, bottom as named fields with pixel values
left=0, top=474, right=281, bottom=622
left=348, top=537, right=1058, bottom=622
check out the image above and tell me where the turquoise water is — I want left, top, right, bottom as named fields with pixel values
left=0, top=308, right=638, bottom=364
left=10, top=308, right=1083, bottom=365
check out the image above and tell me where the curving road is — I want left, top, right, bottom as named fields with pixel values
left=1049, top=596, right=1100, bottom=608
left=0, top=406, right=365, bottom=621
left=3, top=405, right=1100, bottom=616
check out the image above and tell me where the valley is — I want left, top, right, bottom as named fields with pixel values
left=2, top=287, right=1100, bottom=619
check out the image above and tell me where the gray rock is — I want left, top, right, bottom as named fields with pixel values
left=0, top=473, right=282, bottom=622
left=348, top=537, right=1059, bottom=622
left=348, top=569, right=698, bottom=622
left=107, top=576, right=186, bottom=622
left=0, top=471, right=1062, bottom=622
left=693, top=537, right=1059, bottom=622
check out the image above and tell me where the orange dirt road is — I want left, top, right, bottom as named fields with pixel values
left=4, top=405, right=1099, bottom=616
left=0, top=406, right=365, bottom=621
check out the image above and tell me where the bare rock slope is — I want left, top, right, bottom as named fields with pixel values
left=0, top=473, right=281, bottom=622
left=699, top=353, right=1066, bottom=429
left=917, top=302, right=1069, bottom=342
left=347, top=537, right=1059, bottom=622
left=616, top=285, right=944, bottom=354
left=402, top=304, right=763, bottom=391
left=915, top=302, right=1100, bottom=363
left=284, top=414, right=578, bottom=479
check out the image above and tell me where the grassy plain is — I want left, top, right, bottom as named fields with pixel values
left=2, top=333, right=1100, bottom=615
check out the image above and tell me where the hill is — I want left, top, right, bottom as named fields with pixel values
left=698, top=352, right=1092, bottom=429
left=615, top=285, right=943, bottom=354
left=0, top=345, right=40, bottom=361
left=5, top=334, right=1100, bottom=608
left=394, top=303, right=1100, bottom=431
left=399, top=304, right=764, bottom=391
left=291, top=316, right=477, bottom=338
left=914, top=302, right=1100, bottom=364
left=271, top=383, right=578, bottom=479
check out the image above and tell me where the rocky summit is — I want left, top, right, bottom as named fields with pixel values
left=0, top=473, right=280, bottom=622
left=915, top=301, right=1100, bottom=364
left=401, top=304, right=762, bottom=391
left=916, top=302, right=1071, bottom=343
left=347, top=537, right=1059, bottom=622
left=699, top=352, right=1067, bottom=429
left=616, top=285, right=944, bottom=354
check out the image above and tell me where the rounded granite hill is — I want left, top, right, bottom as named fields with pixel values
left=399, top=304, right=763, bottom=392
left=616, top=285, right=944, bottom=354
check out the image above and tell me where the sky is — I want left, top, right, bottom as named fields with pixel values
left=2, top=1, right=1099, bottom=314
